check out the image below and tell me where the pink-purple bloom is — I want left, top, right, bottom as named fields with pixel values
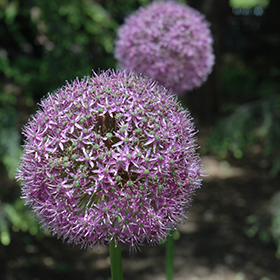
left=114, top=0, right=215, bottom=94
left=17, top=69, right=202, bottom=250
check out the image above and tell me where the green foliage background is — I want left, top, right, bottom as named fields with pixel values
left=204, top=59, right=280, bottom=176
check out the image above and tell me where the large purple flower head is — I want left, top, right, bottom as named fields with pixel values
left=17, top=69, right=202, bottom=250
left=114, top=0, right=215, bottom=94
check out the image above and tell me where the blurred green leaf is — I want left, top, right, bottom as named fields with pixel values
left=0, top=199, right=49, bottom=245
left=205, top=94, right=280, bottom=176
left=229, top=0, right=270, bottom=8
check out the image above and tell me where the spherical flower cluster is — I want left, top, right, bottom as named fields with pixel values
left=114, top=1, right=215, bottom=94
left=17, top=69, right=202, bottom=250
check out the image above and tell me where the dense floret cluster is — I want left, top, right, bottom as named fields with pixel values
left=17, top=70, right=202, bottom=250
left=114, top=1, right=214, bottom=94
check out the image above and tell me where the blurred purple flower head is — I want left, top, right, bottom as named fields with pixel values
left=17, top=69, right=202, bottom=250
left=114, top=0, right=215, bottom=94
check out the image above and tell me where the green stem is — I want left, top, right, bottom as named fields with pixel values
left=166, top=233, right=175, bottom=280
left=109, top=240, right=124, bottom=280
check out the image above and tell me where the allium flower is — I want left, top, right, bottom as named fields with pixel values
left=114, top=1, right=215, bottom=94
left=17, top=69, right=202, bottom=250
